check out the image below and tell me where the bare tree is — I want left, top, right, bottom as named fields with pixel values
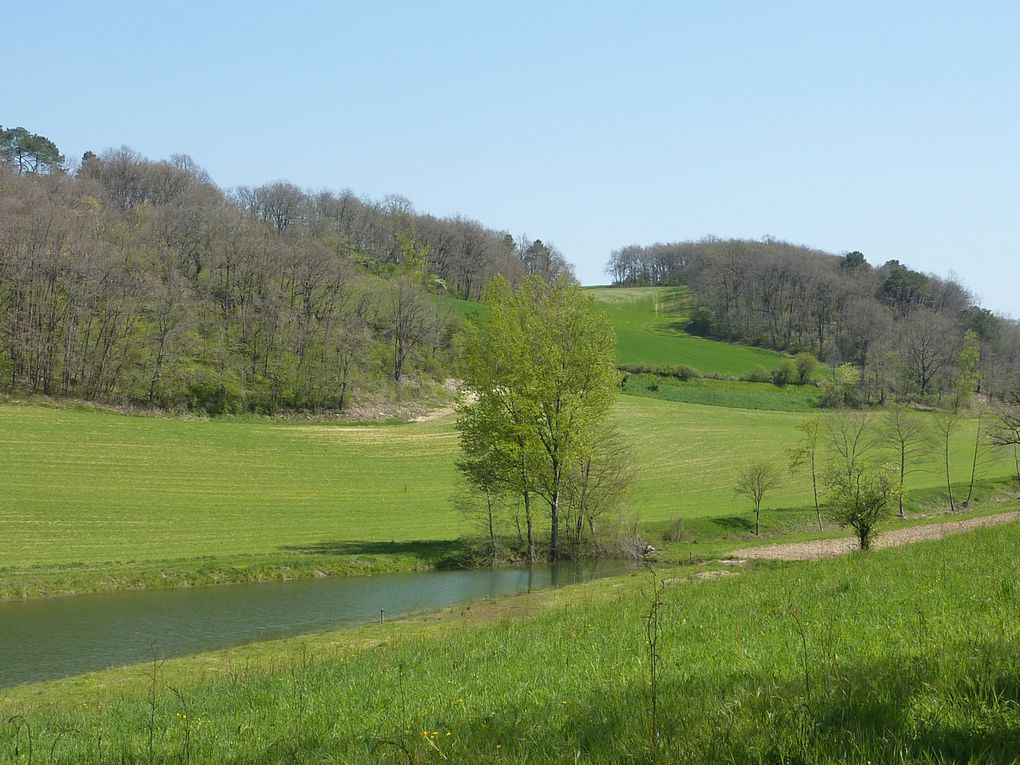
left=562, top=425, right=635, bottom=556
left=734, top=460, right=782, bottom=536
left=386, top=277, right=442, bottom=382
left=901, top=310, right=957, bottom=398
left=991, top=388, right=1020, bottom=491
left=826, top=411, right=876, bottom=481
left=964, top=406, right=990, bottom=507
left=788, top=416, right=824, bottom=530
left=933, top=411, right=961, bottom=512
left=879, top=405, right=930, bottom=518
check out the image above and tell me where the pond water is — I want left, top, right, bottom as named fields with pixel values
left=0, top=561, right=635, bottom=688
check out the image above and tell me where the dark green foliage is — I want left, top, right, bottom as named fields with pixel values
left=879, top=259, right=932, bottom=315
left=0, top=125, right=64, bottom=173
left=686, top=303, right=715, bottom=335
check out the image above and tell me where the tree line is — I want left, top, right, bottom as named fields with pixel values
left=607, top=238, right=1020, bottom=405
left=0, top=128, right=571, bottom=413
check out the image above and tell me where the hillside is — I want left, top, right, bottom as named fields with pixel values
left=586, top=286, right=787, bottom=376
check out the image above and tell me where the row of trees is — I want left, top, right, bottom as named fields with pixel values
left=0, top=133, right=570, bottom=413
left=737, top=397, right=1020, bottom=549
left=607, top=238, right=1020, bottom=404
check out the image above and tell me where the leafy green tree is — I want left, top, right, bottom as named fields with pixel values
left=457, top=275, right=618, bottom=560
left=794, top=352, right=817, bottom=384
left=952, top=329, right=981, bottom=412
left=0, top=126, right=64, bottom=173
left=825, top=461, right=900, bottom=551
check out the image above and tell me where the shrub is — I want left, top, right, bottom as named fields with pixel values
left=686, top=305, right=715, bottom=336
left=794, top=352, right=818, bottom=384
left=741, top=367, right=773, bottom=384
left=772, top=360, right=797, bottom=386
left=819, top=364, right=860, bottom=408
left=662, top=517, right=694, bottom=542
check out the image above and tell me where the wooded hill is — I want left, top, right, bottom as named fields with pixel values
left=0, top=134, right=570, bottom=413
left=607, top=239, right=1020, bottom=404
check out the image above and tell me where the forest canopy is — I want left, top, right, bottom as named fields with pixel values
left=0, top=132, right=571, bottom=413
left=607, top=238, right=1020, bottom=404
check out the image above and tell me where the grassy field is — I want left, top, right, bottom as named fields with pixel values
left=621, top=372, right=822, bottom=411
left=1, top=395, right=1016, bottom=597
left=587, top=286, right=789, bottom=376
left=3, top=520, right=1019, bottom=763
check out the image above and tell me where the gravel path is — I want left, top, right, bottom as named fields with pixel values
left=730, top=510, right=1020, bottom=561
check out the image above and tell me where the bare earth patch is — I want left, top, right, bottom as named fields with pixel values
left=730, top=511, right=1020, bottom=561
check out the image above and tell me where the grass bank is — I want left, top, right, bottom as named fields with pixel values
left=3, top=521, right=1019, bottom=763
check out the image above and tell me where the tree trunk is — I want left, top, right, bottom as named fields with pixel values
left=944, top=433, right=956, bottom=512
left=810, top=451, right=821, bottom=530
left=523, top=487, right=535, bottom=563
left=965, top=412, right=983, bottom=505
left=1014, top=444, right=1020, bottom=493
left=898, top=443, right=907, bottom=519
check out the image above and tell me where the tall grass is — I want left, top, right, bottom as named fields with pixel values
left=3, top=523, right=1019, bottom=763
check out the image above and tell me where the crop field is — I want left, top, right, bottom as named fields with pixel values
left=3, top=519, right=1019, bottom=763
left=1, top=397, right=1014, bottom=584
left=587, top=286, right=789, bottom=376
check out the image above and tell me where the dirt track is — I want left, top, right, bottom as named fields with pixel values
left=730, top=511, right=1020, bottom=561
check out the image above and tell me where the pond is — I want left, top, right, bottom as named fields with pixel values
left=0, top=561, right=636, bottom=688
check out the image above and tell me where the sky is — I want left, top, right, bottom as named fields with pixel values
left=5, top=1, right=1018, bottom=316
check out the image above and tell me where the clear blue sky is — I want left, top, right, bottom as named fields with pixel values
left=5, top=1, right=1017, bottom=316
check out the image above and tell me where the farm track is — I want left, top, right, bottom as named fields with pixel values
left=730, top=509, right=1020, bottom=561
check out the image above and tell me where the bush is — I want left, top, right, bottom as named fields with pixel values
left=772, top=360, right=797, bottom=386
left=741, top=367, right=773, bottom=384
left=662, top=517, right=694, bottom=542
left=686, top=305, right=715, bottom=336
left=819, top=364, right=861, bottom=408
left=794, top=352, right=818, bottom=384
left=617, top=364, right=703, bottom=381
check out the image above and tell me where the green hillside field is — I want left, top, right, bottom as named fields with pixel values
left=587, top=285, right=789, bottom=376
left=1, top=396, right=1015, bottom=597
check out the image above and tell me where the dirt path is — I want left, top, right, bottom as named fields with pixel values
left=410, top=383, right=476, bottom=423
left=730, top=511, right=1020, bottom=561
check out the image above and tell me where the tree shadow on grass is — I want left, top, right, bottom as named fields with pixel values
left=710, top=515, right=755, bottom=533
left=278, top=539, right=469, bottom=568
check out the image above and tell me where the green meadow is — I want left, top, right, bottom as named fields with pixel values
left=1, top=393, right=1015, bottom=597
left=587, top=285, right=789, bottom=376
